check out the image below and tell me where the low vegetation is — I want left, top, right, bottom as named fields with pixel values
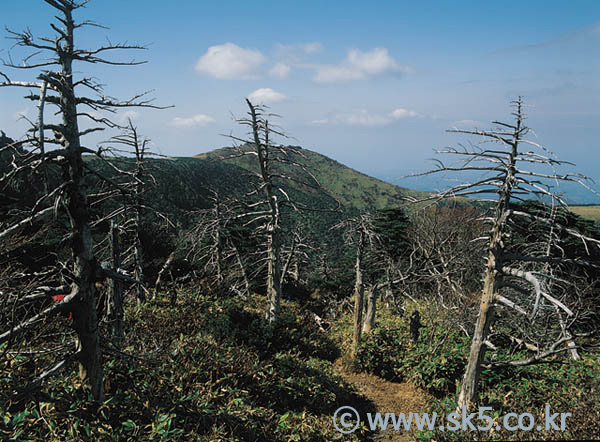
left=1, top=2, right=599, bottom=441
left=1, top=292, right=375, bottom=441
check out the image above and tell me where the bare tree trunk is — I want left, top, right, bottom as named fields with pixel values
left=362, top=285, right=378, bottom=334
left=0, top=0, right=167, bottom=402
left=106, top=221, right=124, bottom=342
left=214, top=199, right=223, bottom=284
left=215, top=225, right=223, bottom=284
left=134, top=223, right=145, bottom=304
left=37, top=80, right=48, bottom=194
left=154, top=252, right=174, bottom=299
left=280, top=233, right=297, bottom=286
left=557, top=309, right=580, bottom=360
left=385, top=265, right=393, bottom=308
left=266, top=225, right=282, bottom=322
left=59, top=8, right=103, bottom=400
left=246, top=101, right=283, bottom=323
left=457, top=103, right=521, bottom=411
left=456, top=247, right=499, bottom=410
left=232, top=242, right=250, bottom=296
left=133, top=131, right=146, bottom=305
left=352, top=230, right=365, bottom=356
left=133, top=179, right=145, bottom=305
left=544, top=203, right=580, bottom=361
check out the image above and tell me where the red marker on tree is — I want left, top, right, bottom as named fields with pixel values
left=51, top=294, right=72, bottom=320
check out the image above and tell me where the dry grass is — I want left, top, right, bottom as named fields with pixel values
left=569, top=205, right=600, bottom=220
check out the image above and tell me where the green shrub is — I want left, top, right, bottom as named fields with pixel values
left=353, top=312, right=470, bottom=396
left=0, top=291, right=367, bottom=441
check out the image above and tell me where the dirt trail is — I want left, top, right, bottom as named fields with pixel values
left=335, top=361, right=431, bottom=442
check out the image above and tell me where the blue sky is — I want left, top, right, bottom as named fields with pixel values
left=1, top=1, right=599, bottom=201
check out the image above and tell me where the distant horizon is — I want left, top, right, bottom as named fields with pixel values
left=2, top=0, right=599, bottom=203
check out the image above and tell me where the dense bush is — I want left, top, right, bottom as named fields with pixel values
left=414, top=354, right=600, bottom=441
left=0, top=291, right=370, bottom=441
left=332, top=303, right=600, bottom=441
left=337, top=307, right=470, bottom=397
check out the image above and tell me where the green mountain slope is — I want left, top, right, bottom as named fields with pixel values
left=195, top=145, right=428, bottom=210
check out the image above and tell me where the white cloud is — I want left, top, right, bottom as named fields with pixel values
left=301, top=42, right=323, bottom=54
left=119, top=110, right=140, bottom=123
left=269, top=62, right=291, bottom=78
left=347, top=48, right=400, bottom=75
left=310, top=110, right=391, bottom=127
left=452, top=119, right=483, bottom=128
left=390, top=108, right=419, bottom=119
left=313, top=66, right=365, bottom=83
left=335, top=110, right=390, bottom=126
left=247, top=88, right=287, bottom=104
left=313, top=47, right=410, bottom=84
left=195, top=43, right=266, bottom=79
left=311, top=107, right=420, bottom=127
left=171, top=114, right=216, bottom=127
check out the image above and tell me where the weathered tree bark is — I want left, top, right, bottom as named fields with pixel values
left=352, top=229, right=365, bottom=356
left=246, top=100, right=283, bottom=323
left=213, top=197, right=224, bottom=284
left=232, top=242, right=251, bottom=296
left=154, top=252, right=175, bottom=299
left=1, top=0, right=166, bottom=401
left=384, top=265, right=393, bottom=309
left=265, top=225, right=282, bottom=322
left=291, top=260, right=300, bottom=282
left=37, top=79, right=48, bottom=193
left=58, top=5, right=103, bottom=400
left=280, top=232, right=298, bottom=285
left=106, top=221, right=124, bottom=342
left=456, top=101, right=521, bottom=411
left=543, top=204, right=580, bottom=361
left=557, top=310, right=580, bottom=360
left=133, top=159, right=146, bottom=304
left=362, top=285, right=378, bottom=334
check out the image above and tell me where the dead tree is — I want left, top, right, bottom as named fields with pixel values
left=223, top=99, right=334, bottom=322
left=362, top=284, right=379, bottom=334
left=154, top=252, right=175, bottom=296
left=186, top=190, right=231, bottom=288
left=408, top=98, right=599, bottom=411
left=99, top=121, right=170, bottom=304
left=334, top=213, right=381, bottom=356
left=404, top=205, right=487, bottom=315
left=105, top=221, right=124, bottom=341
left=0, top=0, right=165, bottom=400
left=280, top=225, right=312, bottom=285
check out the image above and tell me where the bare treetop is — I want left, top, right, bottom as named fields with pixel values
left=407, top=98, right=596, bottom=207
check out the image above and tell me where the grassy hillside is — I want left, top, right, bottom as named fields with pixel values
left=84, top=147, right=424, bottom=292
left=195, top=145, right=428, bottom=210
left=569, top=205, right=600, bottom=221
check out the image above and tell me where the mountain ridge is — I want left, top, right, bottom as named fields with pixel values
left=194, top=145, right=429, bottom=211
